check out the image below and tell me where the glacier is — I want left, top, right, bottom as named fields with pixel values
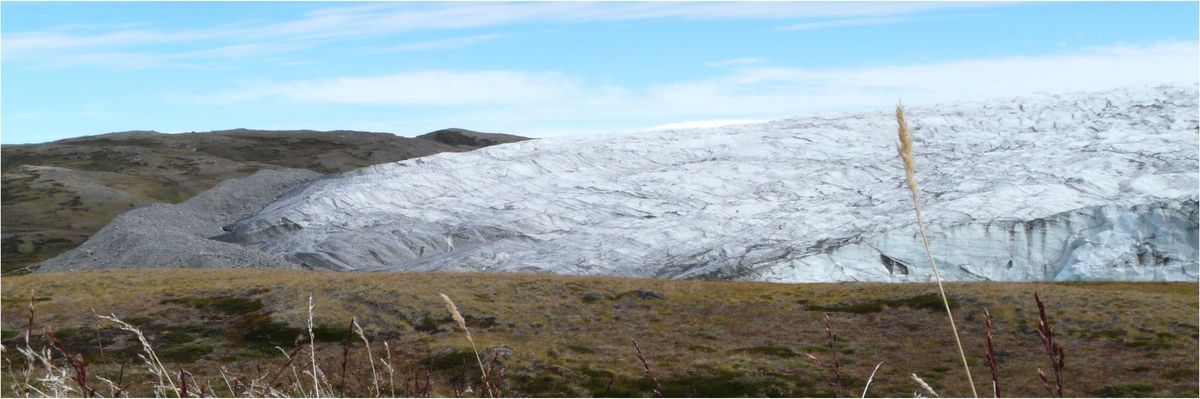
left=220, top=85, right=1200, bottom=282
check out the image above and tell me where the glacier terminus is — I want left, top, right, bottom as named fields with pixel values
left=213, top=85, right=1199, bottom=282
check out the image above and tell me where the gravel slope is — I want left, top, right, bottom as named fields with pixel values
left=37, top=169, right=319, bottom=272
left=2, top=128, right=527, bottom=273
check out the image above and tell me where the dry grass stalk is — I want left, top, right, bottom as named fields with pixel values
left=16, top=292, right=38, bottom=395
left=272, top=344, right=309, bottom=397
left=895, top=102, right=978, bottom=398
left=307, top=294, right=321, bottom=398
left=96, top=373, right=123, bottom=397
left=219, top=367, right=236, bottom=397
left=45, top=329, right=95, bottom=397
left=405, top=367, right=434, bottom=397
left=11, top=339, right=74, bottom=397
left=382, top=341, right=396, bottom=398
left=440, top=293, right=492, bottom=398
left=861, top=361, right=884, bottom=398
left=265, top=338, right=309, bottom=389
left=318, top=363, right=336, bottom=396
left=823, top=313, right=845, bottom=395
left=180, top=370, right=189, bottom=397
left=1035, top=292, right=1066, bottom=397
left=983, top=308, right=1002, bottom=398
left=24, top=345, right=74, bottom=397
left=25, top=290, right=36, bottom=348
left=482, top=354, right=506, bottom=397
left=97, top=314, right=179, bottom=397
left=352, top=318, right=382, bottom=396
left=340, top=318, right=355, bottom=386
left=114, top=360, right=130, bottom=396
left=912, top=373, right=940, bottom=398
left=631, top=338, right=663, bottom=397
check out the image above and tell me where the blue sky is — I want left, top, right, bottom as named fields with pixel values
left=2, top=1, right=1198, bottom=144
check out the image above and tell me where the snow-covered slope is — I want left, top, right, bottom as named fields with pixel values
left=221, top=85, right=1200, bottom=281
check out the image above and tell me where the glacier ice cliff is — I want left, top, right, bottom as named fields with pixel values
left=221, top=85, right=1200, bottom=281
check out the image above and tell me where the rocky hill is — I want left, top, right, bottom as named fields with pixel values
left=2, top=128, right=527, bottom=273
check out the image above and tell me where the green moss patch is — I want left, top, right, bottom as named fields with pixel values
left=311, top=323, right=349, bottom=343
left=730, top=346, right=796, bottom=358
left=422, top=349, right=476, bottom=372
left=806, top=293, right=956, bottom=314
left=659, top=370, right=821, bottom=397
left=228, top=314, right=302, bottom=353
left=1098, top=383, right=1156, bottom=397
left=1124, top=333, right=1175, bottom=350
left=162, top=296, right=263, bottom=315
left=572, top=367, right=653, bottom=397
left=566, top=344, right=596, bottom=354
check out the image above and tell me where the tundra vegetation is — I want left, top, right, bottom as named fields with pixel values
left=1, top=270, right=1196, bottom=397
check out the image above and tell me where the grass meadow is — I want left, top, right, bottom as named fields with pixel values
left=2, top=269, right=1196, bottom=397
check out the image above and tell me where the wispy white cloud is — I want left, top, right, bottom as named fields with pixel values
left=374, top=34, right=507, bottom=53
left=705, top=57, right=768, bottom=67
left=209, top=70, right=581, bottom=106
left=778, top=16, right=905, bottom=31
left=3, top=2, right=987, bottom=67
left=39, top=41, right=317, bottom=69
left=202, top=41, right=1198, bottom=137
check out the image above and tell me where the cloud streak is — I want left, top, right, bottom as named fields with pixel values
left=211, top=70, right=582, bottom=106
left=778, top=16, right=906, bottom=31
left=705, top=57, right=769, bottom=67
left=374, top=34, right=508, bottom=53
left=3, top=2, right=987, bottom=67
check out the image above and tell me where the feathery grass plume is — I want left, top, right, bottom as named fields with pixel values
left=96, top=374, right=122, bottom=397
left=1035, top=292, right=1066, bottom=397
left=895, top=102, right=978, bottom=398
left=631, top=338, right=663, bottom=397
left=984, top=308, right=1002, bottom=398
left=20, top=344, right=74, bottom=397
left=98, top=314, right=179, bottom=397
left=25, top=290, right=35, bottom=349
left=912, top=373, right=940, bottom=398
left=440, top=293, right=492, bottom=398
left=862, top=361, right=884, bottom=398
left=278, top=345, right=308, bottom=397
left=352, top=318, right=382, bottom=396
left=265, top=337, right=309, bottom=389
left=10, top=320, right=76, bottom=399
left=45, top=329, right=95, bottom=397
left=308, top=294, right=321, bottom=398
left=383, top=341, right=396, bottom=397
